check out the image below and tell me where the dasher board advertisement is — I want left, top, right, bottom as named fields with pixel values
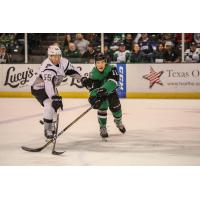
left=127, top=63, right=200, bottom=92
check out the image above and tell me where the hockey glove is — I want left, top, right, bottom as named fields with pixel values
left=52, top=95, right=63, bottom=112
left=88, top=88, right=107, bottom=109
left=88, top=96, right=101, bottom=109
left=96, top=88, right=107, bottom=101
left=81, top=77, right=93, bottom=90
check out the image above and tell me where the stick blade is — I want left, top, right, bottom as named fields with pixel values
left=52, top=150, right=65, bottom=155
left=21, top=146, right=43, bottom=152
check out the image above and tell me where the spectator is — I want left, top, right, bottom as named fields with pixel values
left=163, top=41, right=181, bottom=63
left=113, top=42, right=130, bottom=63
left=109, top=34, right=124, bottom=52
left=149, top=34, right=160, bottom=49
left=160, top=33, right=175, bottom=44
left=0, top=33, right=18, bottom=53
left=184, top=42, right=200, bottom=63
left=0, top=33, right=14, bottom=45
left=124, top=33, right=133, bottom=51
left=0, top=44, right=11, bottom=63
left=133, top=33, right=141, bottom=43
left=154, top=42, right=165, bottom=63
left=85, top=33, right=101, bottom=47
left=82, top=43, right=96, bottom=63
left=62, top=34, right=72, bottom=50
left=112, top=34, right=124, bottom=44
left=63, top=42, right=81, bottom=58
left=194, top=33, right=200, bottom=48
left=138, top=33, right=155, bottom=63
left=128, top=43, right=144, bottom=63
left=74, top=33, right=89, bottom=55
left=104, top=44, right=114, bottom=63
left=104, top=34, right=114, bottom=47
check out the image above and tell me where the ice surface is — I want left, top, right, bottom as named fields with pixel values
left=0, top=98, right=200, bottom=165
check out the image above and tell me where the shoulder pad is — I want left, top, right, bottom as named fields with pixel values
left=61, top=57, right=69, bottom=65
left=42, top=68, right=57, bottom=76
left=107, top=67, right=119, bottom=82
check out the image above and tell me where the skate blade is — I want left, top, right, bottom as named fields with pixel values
left=119, top=128, right=126, bottom=134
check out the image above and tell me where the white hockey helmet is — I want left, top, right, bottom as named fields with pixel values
left=47, top=45, right=62, bottom=56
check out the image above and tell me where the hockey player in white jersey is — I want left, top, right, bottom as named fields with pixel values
left=31, top=45, right=83, bottom=139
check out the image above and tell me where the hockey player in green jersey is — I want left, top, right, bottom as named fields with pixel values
left=81, top=53, right=126, bottom=138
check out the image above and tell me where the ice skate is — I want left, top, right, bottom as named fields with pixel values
left=44, top=129, right=56, bottom=139
left=114, top=119, right=126, bottom=134
left=100, top=126, right=108, bottom=141
left=44, top=121, right=56, bottom=140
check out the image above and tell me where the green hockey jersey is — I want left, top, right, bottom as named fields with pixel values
left=89, top=64, right=119, bottom=97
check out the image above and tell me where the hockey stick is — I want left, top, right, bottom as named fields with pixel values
left=21, top=106, right=93, bottom=153
left=51, top=113, right=65, bottom=155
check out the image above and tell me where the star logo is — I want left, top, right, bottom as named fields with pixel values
left=143, top=67, right=164, bottom=88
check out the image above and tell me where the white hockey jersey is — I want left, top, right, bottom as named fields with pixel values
left=32, top=57, right=82, bottom=98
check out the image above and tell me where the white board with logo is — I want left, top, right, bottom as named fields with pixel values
left=1, top=63, right=200, bottom=97
left=0, top=64, right=94, bottom=92
left=126, top=63, right=200, bottom=92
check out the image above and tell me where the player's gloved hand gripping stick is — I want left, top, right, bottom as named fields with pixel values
left=89, top=88, right=107, bottom=109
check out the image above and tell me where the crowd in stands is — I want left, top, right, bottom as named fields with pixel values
left=103, top=33, right=200, bottom=63
left=62, top=33, right=100, bottom=63
left=0, top=33, right=25, bottom=63
left=0, top=33, right=200, bottom=64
